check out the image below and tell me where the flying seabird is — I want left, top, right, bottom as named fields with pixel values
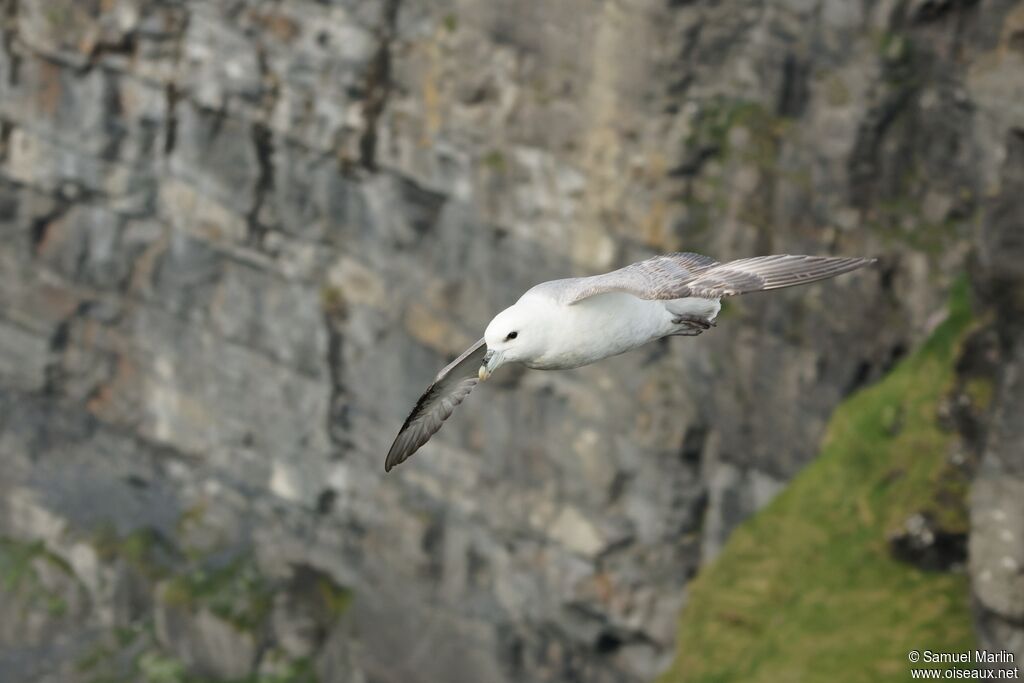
left=385, top=252, right=874, bottom=471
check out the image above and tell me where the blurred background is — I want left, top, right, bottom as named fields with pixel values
left=0, top=0, right=1021, bottom=681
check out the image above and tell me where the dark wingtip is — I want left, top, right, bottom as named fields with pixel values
left=385, top=441, right=411, bottom=472
left=384, top=447, right=401, bottom=473
left=384, top=444, right=398, bottom=472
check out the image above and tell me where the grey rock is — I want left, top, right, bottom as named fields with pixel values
left=154, top=594, right=258, bottom=681
left=970, top=463, right=1024, bottom=621
left=169, top=102, right=263, bottom=216
left=969, top=85, right=1024, bottom=670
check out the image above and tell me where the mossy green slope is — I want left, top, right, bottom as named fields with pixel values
left=660, top=281, right=976, bottom=683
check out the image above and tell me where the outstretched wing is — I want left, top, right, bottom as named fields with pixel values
left=385, top=338, right=487, bottom=472
left=558, top=253, right=873, bottom=304
left=558, top=252, right=720, bottom=304
left=679, top=255, right=875, bottom=298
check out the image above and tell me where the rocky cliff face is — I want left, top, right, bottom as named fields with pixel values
left=0, top=0, right=1021, bottom=681
left=971, top=121, right=1024, bottom=669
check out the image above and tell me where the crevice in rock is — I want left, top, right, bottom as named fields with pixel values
left=252, top=39, right=279, bottom=116
left=395, top=173, right=447, bottom=240
left=496, top=624, right=526, bottom=675
left=358, top=0, right=401, bottom=170
left=315, top=488, right=337, bottom=515
left=888, top=512, right=967, bottom=571
left=679, top=422, right=708, bottom=466
left=84, top=28, right=138, bottom=72
left=847, top=83, right=918, bottom=209
left=580, top=619, right=661, bottom=662
left=878, top=259, right=898, bottom=296
left=666, top=16, right=702, bottom=97
left=420, top=515, right=444, bottom=581
left=668, top=146, right=719, bottom=178
left=204, top=104, right=229, bottom=141
left=843, top=358, right=873, bottom=395
left=322, top=291, right=353, bottom=456
left=594, top=630, right=624, bottom=655
left=246, top=121, right=275, bottom=246
left=883, top=342, right=909, bottom=375
left=0, top=117, right=12, bottom=163
left=97, top=68, right=126, bottom=161
left=983, top=128, right=1024, bottom=341
left=1, top=0, right=20, bottom=87
left=29, top=200, right=69, bottom=255
left=908, top=0, right=980, bottom=25
left=42, top=300, right=90, bottom=398
left=163, top=83, right=179, bottom=156
left=161, top=7, right=189, bottom=159
left=949, top=324, right=999, bottom=456
left=125, top=474, right=149, bottom=489
left=847, top=26, right=922, bottom=209
left=1010, top=30, right=1024, bottom=57
left=777, top=53, right=809, bottom=118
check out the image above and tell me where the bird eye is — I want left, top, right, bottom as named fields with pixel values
left=505, top=331, right=518, bottom=341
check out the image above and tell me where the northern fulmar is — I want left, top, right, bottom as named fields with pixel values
left=385, top=252, right=874, bottom=471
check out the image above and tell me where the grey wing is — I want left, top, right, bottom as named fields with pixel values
left=385, top=338, right=487, bottom=472
left=558, top=252, right=721, bottom=304
left=558, top=252, right=873, bottom=304
left=680, top=255, right=876, bottom=298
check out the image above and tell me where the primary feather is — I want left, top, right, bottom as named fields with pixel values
left=384, top=338, right=487, bottom=471
left=554, top=253, right=874, bottom=303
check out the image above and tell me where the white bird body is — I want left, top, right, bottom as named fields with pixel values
left=515, top=289, right=721, bottom=370
left=384, top=252, right=874, bottom=471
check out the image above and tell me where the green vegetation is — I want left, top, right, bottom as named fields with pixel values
left=660, top=280, right=976, bottom=683
left=44, top=4, right=74, bottom=31
left=961, top=376, right=994, bottom=413
left=83, top=643, right=318, bottom=683
left=177, top=502, right=208, bottom=537
left=879, top=32, right=911, bottom=67
left=248, top=656, right=318, bottom=683
left=92, top=525, right=177, bottom=581
left=319, top=285, right=348, bottom=319
left=315, top=573, right=353, bottom=619
left=52, top=516, right=350, bottom=683
left=684, top=97, right=786, bottom=168
left=864, top=197, right=972, bottom=257
left=161, top=556, right=273, bottom=633
left=823, top=73, right=852, bottom=107
left=160, top=554, right=351, bottom=635
left=677, top=97, right=789, bottom=237
left=482, top=149, right=507, bottom=173
left=77, top=559, right=338, bottom=683
left=0, top=536, right=76, bottom=618
left=136, top=651, right=188, bottom=683
left=135, top=651, right=315, bottom=683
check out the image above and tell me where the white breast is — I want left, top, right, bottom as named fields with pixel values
left=526, top=292, right=672, bottom=370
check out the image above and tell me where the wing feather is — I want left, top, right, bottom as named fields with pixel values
left=385, top=338, right=487, bottom=472
left=683, top=255, right=875, bottom=298
left=560, top=252, right=720, bottom=304
left=558, top=253, right=873, bottom=303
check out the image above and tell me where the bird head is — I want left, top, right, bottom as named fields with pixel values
left=480, top=300, right=547, bottom=380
